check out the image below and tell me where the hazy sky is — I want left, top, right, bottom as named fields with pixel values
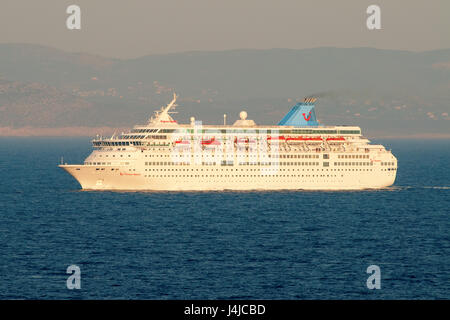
left=1, top=0, right=449, bottom=59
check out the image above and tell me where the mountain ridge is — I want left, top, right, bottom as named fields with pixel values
left=0, top=43, right=449, bottom=136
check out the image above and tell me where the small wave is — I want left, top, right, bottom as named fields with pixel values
left=393, top=186, right=450, bottom=190
left=421, top=186, right=450, bottom=190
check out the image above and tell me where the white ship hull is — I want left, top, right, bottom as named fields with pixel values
left=59, top=94, right=398, bottom=191
left=60, top=160, right=397, bottom=191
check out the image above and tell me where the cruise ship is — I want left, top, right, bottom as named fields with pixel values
left=59, top=93, right=397, bottom=190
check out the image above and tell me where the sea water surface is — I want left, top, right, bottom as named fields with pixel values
left=0, top=138, right=449, bottom=299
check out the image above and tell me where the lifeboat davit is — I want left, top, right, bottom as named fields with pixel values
left=234, top=137, right=256, bottom=144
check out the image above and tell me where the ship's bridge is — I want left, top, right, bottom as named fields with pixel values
left=147, top=93, right=180, bottom=127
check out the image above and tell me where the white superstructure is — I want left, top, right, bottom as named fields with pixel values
left=60, top=93, right=397, bottom=190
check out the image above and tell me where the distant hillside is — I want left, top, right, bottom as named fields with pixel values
left=0, top=43, right=449, bottom=136
left=0, top=79, right=93, bottom=127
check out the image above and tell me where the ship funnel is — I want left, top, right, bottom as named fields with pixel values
left=278, top=97, right=319, bottom=126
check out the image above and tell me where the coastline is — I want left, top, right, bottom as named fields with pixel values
left=1, top=126, right=449, bottom=140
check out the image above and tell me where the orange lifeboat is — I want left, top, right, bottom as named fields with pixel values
left=326, top=136, right=345, bottom=141
left=267, top=136, right=286, bottom=141
left=286, top=136, right=322, bottom=141
left=201, top=137, right=221, bottom=146
left=175, top=139, right=190, bottom=145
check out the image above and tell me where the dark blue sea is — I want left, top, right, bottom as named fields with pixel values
left=0, top=138, right=449, bottom=299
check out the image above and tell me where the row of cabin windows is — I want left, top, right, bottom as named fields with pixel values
left=83, top=167, right=372, bottom=173
left=144, top=174, right=341, bottom=178
left=338, top=154, right=370, bottom=159
left=131, top=129, right=159, bottom=133
left=144, top=168, right=373, bottom=173
left=94, top=141, right=129, bottom=146
left=122, top=135, right=146, bottom=139
left=334, top=162, right=373, bottom=166
left=144, top=161, right=320, bottom=166
left=142, top=169, right=374, bottom=179
left=278, top=154, right=319, bottom=159
left=87, top=162, right=111, bottom=165
left=94, top=136, right=167, bottom=146
left=85, top=162, right=129, bottom=165
left=98, top=154, right=131, bottom=157
left=143, top=154, right=320, bottom=158
left=381, top=162, right=395, bottom=166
